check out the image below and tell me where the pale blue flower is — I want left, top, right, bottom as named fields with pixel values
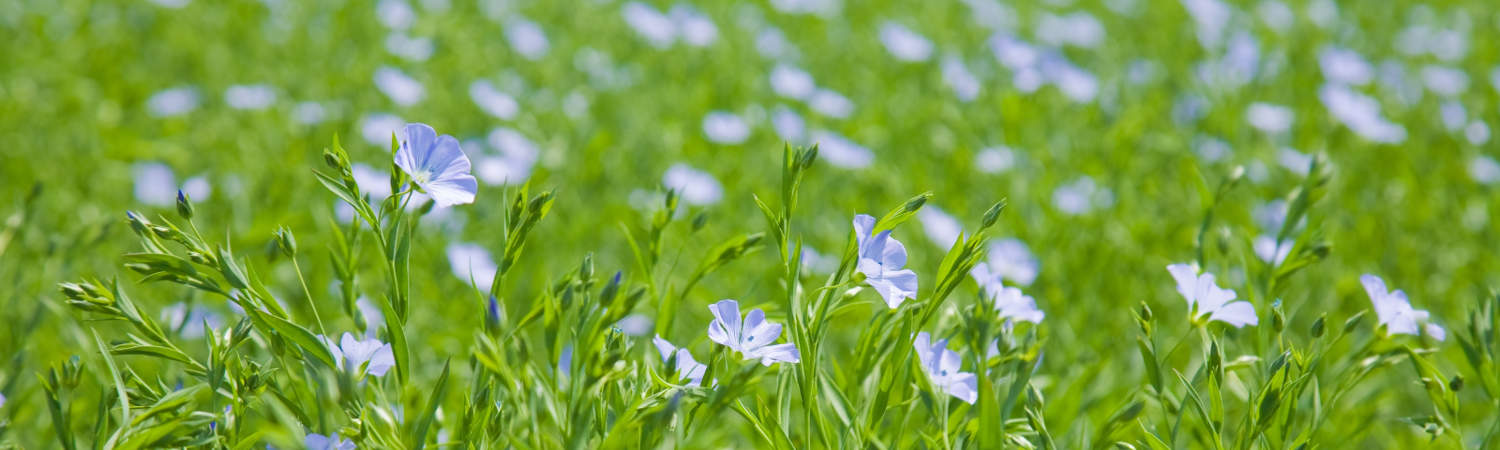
left=1361, top=274, right=1443, bottom=340
left=306, top=433, right=356, bottom=450
left=321, top=332, right=396, bottom=377
left=652, top=335, right=708, bottom=386
left=913, top=332, right=977, bottom=404
left=395, top=123, right=478, bottom=207
left=854, top=214, right=918, bottom=308
left=1167, top=264, right=1257, bottom=327
left=706, top=300, right=800, bottom=366
left=663, top=164, right=723, bottom=205
left=992, top=286, right=1045, bottom=324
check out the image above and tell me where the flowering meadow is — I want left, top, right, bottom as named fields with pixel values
left=4, top=0, right=1500, bottom=448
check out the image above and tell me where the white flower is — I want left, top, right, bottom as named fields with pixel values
left=374, top=66, right=425, bottom=106
left=662, top=163, right=723, bottom=205
left=652, top=335, right=708, bottom=386
left=223, top=84, right=276, bottom=110
left=702, top=111, right=750, bottom=144
left=706, top=300, right=800, bottom=366
left=394, top=123, right=478, bottom=207
left=469, top=80, right=519, bottom=120
left=913, top=332, right=978, bottom=404
left=878, top=22, right=933, bottom=62
left=810, top=130, right=873, bottom=169
left=447, top=243, right=498, bottom=292
left=321, top=332, right=396, bottom=377
left=306, top=433, right=357, bottom=450
left=147, top=86, right=199, bottom=118
left=854, top=214, right=919, bottom=308
left=1360, top=274, right=1443, bottom=340
left=1167, top=264, right=1257, bottom=327
left=505, top=17, right=550, bottom=60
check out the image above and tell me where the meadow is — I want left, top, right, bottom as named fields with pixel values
left=2, top=0, right=1499, bottom=448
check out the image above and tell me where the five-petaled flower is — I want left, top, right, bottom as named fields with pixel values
left=854, top=214, right=919, bottom=308
left=1167, top=264, right=1257, bottom=327
left=706, top=299, right=800, bottom=366
left=394, top=123, right=479, bottom=207
left=652, top=335, right=708, bottom=386
left=913, top=332, right=978, bottom=404
left=1360, top=274, right=1444, bottom=340
left=320, top=332, right=396, bottom=377
left=972, top=265, right=1045, bottom=324
left=305, top=433, right=356, bottom=450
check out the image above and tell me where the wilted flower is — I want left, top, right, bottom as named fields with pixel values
left=321, top=332, right=396, bottom=377
left=305, top=433, right=356, bottom=450
left=395, top=123, right=478, bottom=207
left=854, top=214, right=918, bottom=308
left=1360, top=274, right=1443, bottom=340
left=652, top=335, right=708, bottom=386
left=706, top=299, right=800, bottom=366
left=1167, top=264, right=1257, bottom=327
left=913, top=332, right=978, bottom=404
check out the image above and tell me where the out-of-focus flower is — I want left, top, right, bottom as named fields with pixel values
left=374, top=66, right=425, bottom=106
left=1469, top=155, right=1500, bottom=185
left=1360, top=274, right=1442, bottom=340
left=395, top=123, right=477, bottom=207
left=652, top=335, right=707, bottom=386
left=663, top=163, right=723, bottom=205
left=702, top=111, right=750, bottom=144
left=133, top=162, right=177, bottom=207
left=984, top=238, right=1038, bottom=286
left=670, top=5, right=718, bottom=47
left=917, top=206, right=962, bottom=248
left=447, top=243, right=498, bottom=292
left=306, top=433, right=356, bottom=450
left=505, top=17, right=551, bottom=60
left=975, top=146, right=1015, bottom=173
left=224, top=84, right=276, bottom=110
left=623, top=2, right=676, bottom=48
left=770, top=64, right=816, bottom=100
left=1247, top=102, right=1293, bottom=134
left=470, top=80, right=519, bottom=120
left=942, top=56, right=981, bottom=102
left=808, top=89, right=854, bottom=118
left=1318, top=83, right=1406, bottom=143
left=1253, top=235, right=1292, bottom=265
left=147, top=86, right=200, bottom=118
left=879, top=22, right=933, bottom=62
left=810, top=130, right=873, bottom=169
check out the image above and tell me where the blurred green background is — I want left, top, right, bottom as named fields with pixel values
left=2, top=0, right=1498, bottom=446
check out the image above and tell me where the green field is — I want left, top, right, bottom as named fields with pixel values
left=2, top=0, right=1499, bottom=448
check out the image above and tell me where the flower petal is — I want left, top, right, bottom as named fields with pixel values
left=707, top=299, right=741, bottom=347
left=1208, top=301, right=1258, bottom=328
left=853, top=214, right=877, bottom=246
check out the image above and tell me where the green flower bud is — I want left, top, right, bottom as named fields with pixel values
left=175, top=190, right=194, bottom=220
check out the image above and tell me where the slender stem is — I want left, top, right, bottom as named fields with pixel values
left=291, top=257, right=330, bottom=337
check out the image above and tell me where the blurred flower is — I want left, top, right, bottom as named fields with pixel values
left=879, top=22, right=933, bottom=62
left=983, top=238, right=1039, bottom=286
left=505, top=17, right=551, bottom=60
left=770, top=64, right=816, bottom=100
left=1246, top=102, right=1293, bottom=134
left=662, top=163, right=723, bottom=205
left=652, top=335, right=707, bottom=386
left=223, top=84, right=276, bottom=110
left=913, top=332, right=978, bottom=404
left=623, top=2, right=676, bottom=48
left=670, top=5, right=718, bottom=47
left=133, top=162, right=177, bottom=206
left=854, top=214, right=919, bottom=308
left=809, top=130, right=873, bottom=168
left=1421, top=65, right=1469, bottom=97
left=470, top=80, right=519, bottom=120
left=477, top=127, right=540, bottom=186
left=1181, top=0, right=1229, bottom=47
left=447, top=243, right=498, bottom=292
left=808, top=89, right=854, bottom=118
left=702, top=111, right=750, bottom=144
left=376, top=0, right=415, bottom=29
left=616, top=314, right=653, bottom=336
left=321, top=332, right=396, bottom=377
left=305, top=433, right=356, bottom=450
left=1440, top=101, right=1466, bottom=132
left=917, top=206, right=961, bottom=248
left=359, top=113, right=406, bottom=146
left=1053, top=176, right=1111, bottom=215
left=1318, top=83, right=1406, bottom=143
left=161, top=303, right=225, bottom=339
left=941, top=56, right=981, bottom=102
left=706, top=299, right=800, bottom=366
left=1167, top=264, right=1257, bottom=327
left=755, top=27, right=794, bottom=59
left=991, top=285, right=1045, bottom=323
left=395, top=123, right=478, bottom=207
left=1253, top=235, right=1292, bottom=265
left=1360, top=274, right=1442, bottom=340
left=385, top=33, right=434, bottom=61
left=1277, top=148, right=1311, bottom=175
left=1035, top=12, right=1103, bottom=49
left=356, top=297, right=384, bottom=337
left=374, top=66, right=424, bottom=106
left=771, top=106, right=806, bottom=142
left=1257, top=0, right=1294, bottom=33
left=1466, top=122, right=1491, bottom=146
left=1470, top=155, right=1500, bottom=184
left=1319, top=47, right=1374, bottom=85
left=769, top=0, right=840, bottom=17
left=1253, top=199, right=1288, bottom=231
left=975, top=146, right=1015, bottom=173
left=146, top=86, right=199, bottom=118
left=294, top=102, right=327, bottom=124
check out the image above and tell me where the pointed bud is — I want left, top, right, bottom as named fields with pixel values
left=273, top=226, right=297, bottom=258
left=980, top=200, right=1007, bottom=230
left=902, top=193, right=931, bottom=213
left=1310, top=315, right=1326, bottom=338
left=484, top=296, right=502, bottom=334
left=175, top=190, right=194, bottom=220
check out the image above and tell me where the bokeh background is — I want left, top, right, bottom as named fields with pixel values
left=2, top=0, right=1498, bottom=446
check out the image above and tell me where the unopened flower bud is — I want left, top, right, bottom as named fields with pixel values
left=176, top=190, right=194, bottom=220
